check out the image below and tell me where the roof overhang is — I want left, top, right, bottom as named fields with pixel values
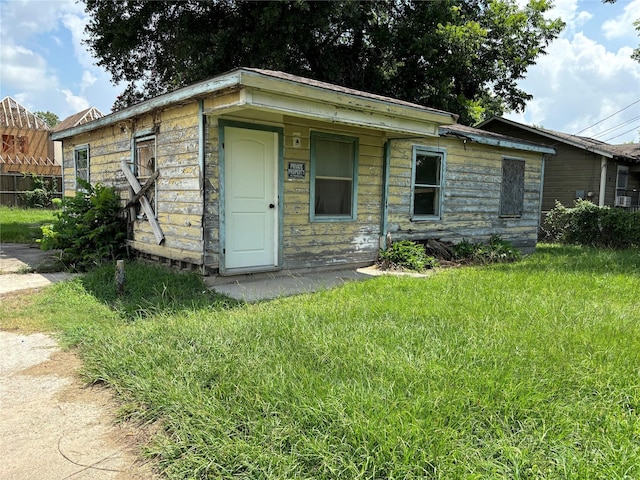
left=477, top=116, right=614, bottom=158
left=52, top=69, right=458, bottom=140
left=440, top=126, right=556, bottom=155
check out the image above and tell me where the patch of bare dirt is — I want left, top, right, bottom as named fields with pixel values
left=0, top=331, right=162, bottom=480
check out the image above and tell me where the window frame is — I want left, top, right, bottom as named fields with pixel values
left=410, top=145, right=446, bottom=221
left=130, top=133, right=157, bottom=218
left=616, top=165, right=629, bottom=197
left=73, top=144, right=90, bottom=191
left=2, top=134, right=15, bottom=153
left=499, top=156, right=526, bottom=218
left=309, top=131, right=359, bottom=222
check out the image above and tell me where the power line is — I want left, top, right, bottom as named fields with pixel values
left=591, top=115, right=640, bottom=139
left=602, top=124, right=640, bottom=143
left=573, top=99, right=640, bottom=136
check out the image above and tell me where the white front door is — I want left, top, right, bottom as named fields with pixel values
left=223, top=126, right=278, bottom=271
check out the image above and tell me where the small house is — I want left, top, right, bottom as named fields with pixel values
left=51, top=68, right=553, bottom=275
left=478, top=117, right=640, bottom=212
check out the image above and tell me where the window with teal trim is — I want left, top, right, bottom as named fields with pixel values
left=412, top=148, right=444, bottom=218
left=74, top=145, right=89, bottom=191
left=311, top=132, right=357, bottom=220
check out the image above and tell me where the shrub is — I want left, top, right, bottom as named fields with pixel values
left=21, top=173, right=58, bottom=208
left=40, top=180, right=127, bottom=271
left=378, top=240, right=438, bottom=271
left=544, top=200, right=640, bottom=249
left=452, top=235, right=522, bottom=264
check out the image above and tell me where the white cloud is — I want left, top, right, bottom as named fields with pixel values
left=0, top=0, right=120, bottom=118
left=81, top=71, right=97, bottom=89
left=550, top=0, right=592, bottom=31
left=59, top=88, right=89, bottom=112
left=0, top=42, right=58, bottom=92
left=61, top=12, right=95, bottom=70
left=508, top=31, right=640, bottom=142
left=602, top=0, right=640, bottom=40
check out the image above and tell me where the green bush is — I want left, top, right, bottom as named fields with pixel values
left=21, top=173, right=58, bottom=208
left=452, top=235, right=522, bottom=264
left=544, top=200, right=640, bottom=249
left=378, top=240, right=438, bottom=271
left=40, top=180, right=127, bottom=271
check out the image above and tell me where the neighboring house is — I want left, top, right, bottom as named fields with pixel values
left=0, top=96, right=57, bottom=174
left=51, top=68, right=553, bottom=276
left=52, top=107, right=104, bottom=167
left=478, top=117, right=640, bottom=212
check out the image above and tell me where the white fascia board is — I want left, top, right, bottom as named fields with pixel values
left=51, top=73, right=242, bottom=140
left=442, top=130, right=556, bottom=154
left=239, top=71, right=457, bottom=127
left=226, top=88, right=438, bottom=136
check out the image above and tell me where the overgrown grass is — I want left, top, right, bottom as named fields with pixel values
left=0, top=206, right=59, bottom=243
left=1, top=246, right=639, bottom=479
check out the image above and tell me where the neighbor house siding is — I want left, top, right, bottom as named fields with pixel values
left=62, top=101, right=205, bottom=265
left=387, top=137, right=543, bottom=249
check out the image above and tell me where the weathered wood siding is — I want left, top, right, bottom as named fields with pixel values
left=203, top=114, right=385, bottom=272
left=281, top=118, right=385, bottom=269
left=387, top=137, right=543, bottom=249
left=61, top=102, right=205, bottom=264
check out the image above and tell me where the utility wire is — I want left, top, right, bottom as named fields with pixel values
left=591, top=115, right=640, bottom=139
left=573, top=99, right=640, bottom=136
left=602, top=124, right=640, bottom=143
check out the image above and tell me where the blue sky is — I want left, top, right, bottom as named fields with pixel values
left=1, top=0, right=639, bottom=143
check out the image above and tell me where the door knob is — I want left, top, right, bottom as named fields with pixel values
left=269, top=203, right=275, bottom=209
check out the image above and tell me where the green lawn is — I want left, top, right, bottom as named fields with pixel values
left=0, top=206, right=59, bottom=243
left=1, top=245, right=639, bottom=479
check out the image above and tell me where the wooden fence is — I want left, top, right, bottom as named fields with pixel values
left=0, top=173, right=62, bottom=207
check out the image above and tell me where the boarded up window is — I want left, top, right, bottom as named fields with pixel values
left=500, top=158, right=525, bottom=217
left=133, top=136, right=157, bottom=216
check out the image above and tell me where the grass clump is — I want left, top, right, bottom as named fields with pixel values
left=0, top=206, right=59, bottom=243
left=1, top=245, right=639, bottom=479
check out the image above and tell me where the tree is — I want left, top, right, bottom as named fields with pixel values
left=34, top=111, right=60, bottom=128
left=83, top=0, right=564, bottom=124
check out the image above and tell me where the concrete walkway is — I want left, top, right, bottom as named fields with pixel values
left=0, top=243, right=77, bottom=295
left=205, top=266, right=381, bottom=302
left=0, top=243, right=396, bottom=301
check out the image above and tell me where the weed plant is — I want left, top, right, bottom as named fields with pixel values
left=1, top=246, right=639, bottom=479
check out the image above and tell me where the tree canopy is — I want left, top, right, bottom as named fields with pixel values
left=83, top=0, right=564, bottom=124
left=34, top=111, right=60, bottom=128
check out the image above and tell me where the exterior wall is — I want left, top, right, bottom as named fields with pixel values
left=61, top=101, right=205, bottom=265
left=386, top=137, right=543, bottom=250
left=281, top=117, right=385, bottom=270
left=203, top=113, right=385, bottom=272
